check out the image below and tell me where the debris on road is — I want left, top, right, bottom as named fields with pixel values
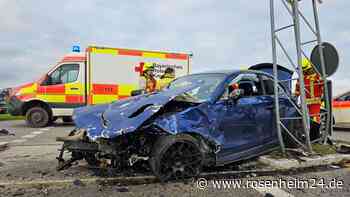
left=73, top=179, right=85, bottom=187
left=337, top=144, right=350, bottom=154
left=0, top=142, right=9, bottom=151
left=0, top=129, right=15, bottom=136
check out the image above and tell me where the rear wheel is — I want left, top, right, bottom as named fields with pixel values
left=26, top=106, right=50, bottom=128
left=150, top=135, right=204, bottom=182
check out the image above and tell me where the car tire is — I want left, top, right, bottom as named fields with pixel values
left=62, top=116, right=73, bottom=123
left=26, top=106, right=50, bottom=128
left=149, top=134, right=204, bottom=182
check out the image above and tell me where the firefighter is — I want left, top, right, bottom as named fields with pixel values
left=158, top=67, right=175, bottom=90
left=141, top=64, right=157, bottom=93
left=295, top=58, right=324, bottom=123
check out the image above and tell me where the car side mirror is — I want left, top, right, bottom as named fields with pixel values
left=229, top=89, right=244, bottom=100
left=41, top=74, right=51, bottom=86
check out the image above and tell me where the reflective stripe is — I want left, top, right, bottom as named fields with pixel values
left=37, top=85, right=65, bottom=94
left=306, top=97, right=322, bottom=104
left=19, top=83, right=37, bottom=95
left=37, top=94, right=65, bottom=103
left=165, top=53, right=188, bottom=60
left=142, top=52, right=166, bottom=59
left=310, top=80, right=315, bottom=98
left=88, top=47, right=189, bottom=60
left=66, top=95, right=84, bottom=104
left=91, top=48, right=118, bottom=55
left=118, top=84, right=137, bottom=96
left=65, top=83, right=84, bottom=95
left=92, top=95, right=118, bottom=104
left=118, top=49, right=143, bottom=56
left=92, top=84, right=118, bottom=95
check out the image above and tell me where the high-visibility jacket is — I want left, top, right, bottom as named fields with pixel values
left=295, top=74, right=324, bottom=105
left=157, top=73, right=175, bottom=90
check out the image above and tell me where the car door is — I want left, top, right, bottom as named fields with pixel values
left=216, top=73, right=275, bottom=163
left=38, top=63, right=85, bottom=109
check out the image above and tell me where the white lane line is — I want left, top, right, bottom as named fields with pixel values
left=22, top=134, right=37, bottom=139
left=11, top=139, right=27, bottom=143
left=0, top=142, right=9, bottom=147
left=40, top=128, right=50, bottom=131
left=254, top=187, right=294, bottom=197
left=31, top=131, right=43, bottom=135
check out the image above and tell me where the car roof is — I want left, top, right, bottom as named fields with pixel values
left=190, top=69, right=272, bottom=78
left=191, top=69, right=241, bottom=76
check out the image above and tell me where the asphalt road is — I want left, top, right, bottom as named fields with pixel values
left=0, top=120, right=350, bottom=197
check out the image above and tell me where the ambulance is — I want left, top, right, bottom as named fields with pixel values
left=7, top=46, right=192, bottom=127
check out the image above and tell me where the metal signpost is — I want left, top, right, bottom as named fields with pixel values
left=269, top=0, right=335, bottom=153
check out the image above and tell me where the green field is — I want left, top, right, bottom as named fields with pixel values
left=0, top=114, right=24, bottom=121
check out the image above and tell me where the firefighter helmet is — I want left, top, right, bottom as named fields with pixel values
left=302, top=58, right=313, bottom=71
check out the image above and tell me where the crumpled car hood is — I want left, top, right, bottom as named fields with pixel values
left=73, top=85, right=197, bottom=141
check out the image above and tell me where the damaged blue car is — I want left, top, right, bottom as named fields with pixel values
left=56, top=64, right=312, bottom=181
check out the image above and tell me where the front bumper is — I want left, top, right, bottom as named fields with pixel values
left=7, top=96, right=24, bottom=116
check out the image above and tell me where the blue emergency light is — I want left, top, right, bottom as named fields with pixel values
left=72, top=45, right=81, bottom=53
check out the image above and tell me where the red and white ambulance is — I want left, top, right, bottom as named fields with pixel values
left=7, top=46, right=191, bottom=127
left=333, top=91, right=350, bottom=124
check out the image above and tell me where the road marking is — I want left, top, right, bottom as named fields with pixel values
left=254, top=187, right=294, bottom=197
left=22, top=134, right=36, bottom=139
left=31, top=131, right=43, bottom=135
left=40, top=128, right=50, bottom=131
left=11, top=139, right=27, bottom=143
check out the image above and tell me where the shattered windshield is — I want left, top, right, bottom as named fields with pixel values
left=167, top=73, right=226, bottom=102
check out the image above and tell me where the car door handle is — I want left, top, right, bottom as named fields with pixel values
left=70, top=88, right=79, bottom=90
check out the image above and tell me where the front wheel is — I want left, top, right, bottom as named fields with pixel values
left=150, top=135, right=204, bottom=182
left=26, top=106, right=50, bottom=128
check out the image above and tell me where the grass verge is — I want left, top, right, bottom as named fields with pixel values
left=0, top=114, right=24, bottom=121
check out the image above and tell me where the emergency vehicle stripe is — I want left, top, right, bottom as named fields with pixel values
left=165, top=53, right=188, bottom=60
left=333, top=101, right=350, bottom=108
left=37, top=95, right=65, bottom=103
left=91, top=48, right=118, bottom=55
left=66, top=95, right=84, bottom=104
left=65, top=83, right=84, bottom=95
left=92, top=84, right=118, bottom=95
left=62, top=56, right=86, bottom=62
left=37, top=86, right=65, bottom=94
left=118, top=95, right=129, bottom=100
left=92, top=95, right=118, bottom=104
left=118, top=84, right=137, bottom=96
left=18, top=94, right=35, bottom=101
left=142, top=52, right=166, bottom=59
left=89, top=47, right=189, bottom=60
left=19, top=83, right=37, bottom=95
left=118, top=49, right=143, bottom=56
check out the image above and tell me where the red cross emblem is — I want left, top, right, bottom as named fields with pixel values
left=134, top=62, right=144, bottom=76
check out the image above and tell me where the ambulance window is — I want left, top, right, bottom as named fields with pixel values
left=60, top=64, right=79, bottom=83
left=46, top=64, right=79, bottom=85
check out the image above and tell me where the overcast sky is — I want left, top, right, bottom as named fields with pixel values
left=0, top=0, right=349, bottom=95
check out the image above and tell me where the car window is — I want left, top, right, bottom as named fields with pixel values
left=221, top=73, right=264, bottom=100
left=46, top=64, right=79, bottom=85
left=261, top=75, right=275, bottom=95
left=336, top=93, right=350, bottom=101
